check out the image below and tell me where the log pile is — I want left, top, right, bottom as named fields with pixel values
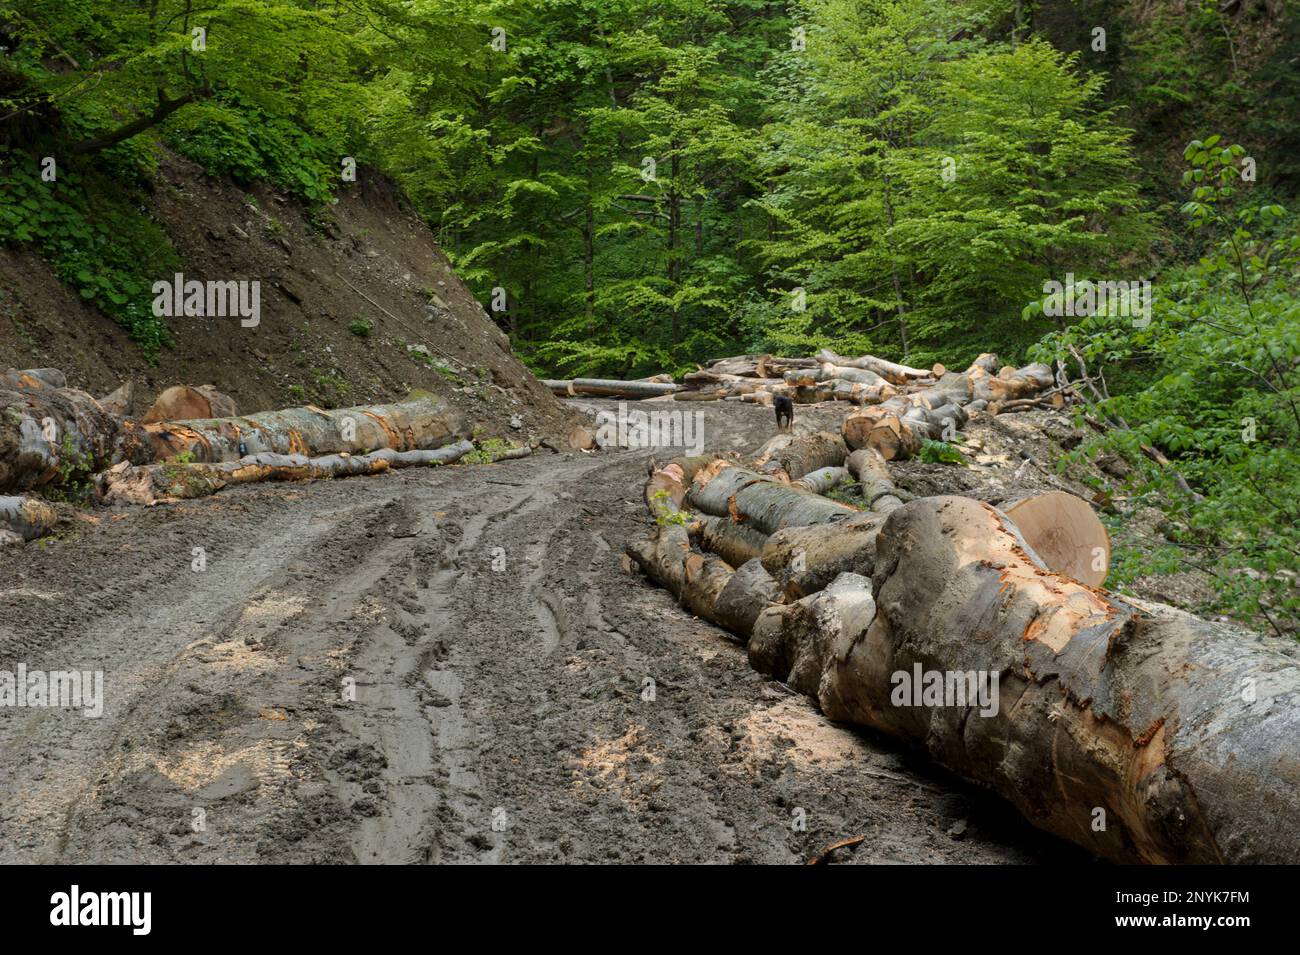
left=1, top=368, right=489, bottom=504
left=548, top=352, right=1058, bottom=462
left=626, top=437, right=1300, bottom=864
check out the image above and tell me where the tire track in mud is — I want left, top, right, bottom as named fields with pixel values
left=0, top=401, right=1085, bottom=864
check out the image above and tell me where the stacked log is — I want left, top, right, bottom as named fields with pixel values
left=841, top=355, right=1054, bottom=461
left=626, top=441, right=1300, bottom=864
left=0, top=375, right=145, bottom=492
left=142, top=394, right=468, bottom=463
left=2, top=371, right=473, bottom=499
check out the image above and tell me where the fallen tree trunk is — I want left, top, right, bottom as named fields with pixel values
left=814, top=349, right=942, bottom=385
left=543, top=378, right=680, bottom=399
left=143, top=394, right=468, bottom=463
left=686, top=460, right=856, bottom=534
left=752, top=495, right=1300, bottom=864
left=99, top=440, right=475, bottom=505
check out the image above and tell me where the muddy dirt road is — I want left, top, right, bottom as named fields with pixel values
left=0, top=400, right=1082, bottom=863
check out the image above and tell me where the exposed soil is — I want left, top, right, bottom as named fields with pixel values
left=0, top=152, right=578, bottom=444
left=0, top=399, right=1099, bottom=864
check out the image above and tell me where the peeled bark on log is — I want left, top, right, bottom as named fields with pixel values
left=814, top=349, right=941, bottom=385
left=143, top=394, right=467, bottom=463
left=0, top=495, right=58, bottom=544
left=100, top=440, right=475, bottom=505
left=759, top=495, right=1300, bottom=864
left=544, top=378, right=680, bottom=399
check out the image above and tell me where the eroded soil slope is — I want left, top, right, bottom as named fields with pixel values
left=0, top=153, right=576, bottom=443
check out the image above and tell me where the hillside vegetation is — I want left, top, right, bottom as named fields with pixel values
left=1, top=0, right=1296, bottom=632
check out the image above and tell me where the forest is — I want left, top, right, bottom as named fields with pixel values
left=0, top=0, right=1297, bottom=638
left=2, top=0, right=1300, bottom=881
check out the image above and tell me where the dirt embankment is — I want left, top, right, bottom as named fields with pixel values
left=0, top=152, right=577, bottom=443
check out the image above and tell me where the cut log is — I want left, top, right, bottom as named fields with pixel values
left=841, top=406, right=922, bottom=460
left=753, top=430, right=847, bottom=482
left=1001, top=491, right=1110, bottom=587
left=544, top=378, right=680, bottom=399
left=794, top=466, right=850, bottom=495
left=140, top=385, right=239, bottom=423
left=756, top=495, right=1300, bottom=864
left=749, top=573, right=877, bottom=696
left=143, top=394, right=468, bottom=463
left=2, top=368, right=67, bottom=391
left=847, top=448, right=907, bottom=511
left=98, top=381, right=136, bottom=418
left=693, top=514, right=769, bottom=567
left=814, top=349, right=941, bottom=385
left=0, top=494, right=58, bottom=544
left=99, top=440, right=475, bottom=505
left=712, top=558, right=784, bottom=638
left=0, top=384, right=141, bottom=492
left=841, top=357, right=1050, bottom=461
left=687, top=461, right=857, bottom=534
left=760, top=511, right=886, bottom=600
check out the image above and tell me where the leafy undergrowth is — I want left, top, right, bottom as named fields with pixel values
left=0, top=146, right=181, bottom=359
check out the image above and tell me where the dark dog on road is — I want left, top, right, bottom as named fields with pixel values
left=773, top=394, right=794, bottom=431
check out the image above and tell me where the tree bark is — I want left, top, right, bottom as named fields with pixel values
left=99, top=440, right=475, bottom=505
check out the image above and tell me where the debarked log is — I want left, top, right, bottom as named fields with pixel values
left=544, top=378, right=681, bottom=399
left=143, top=394, right=468, bottom=463
left=814, top=349, right=943, bottom=385
left=99, top=440, right=475, bottom=505
left=756, top=495, right=1300, bottom=864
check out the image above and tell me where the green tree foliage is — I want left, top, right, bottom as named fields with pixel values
left=1033, top=138, right=1299, bottom=635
